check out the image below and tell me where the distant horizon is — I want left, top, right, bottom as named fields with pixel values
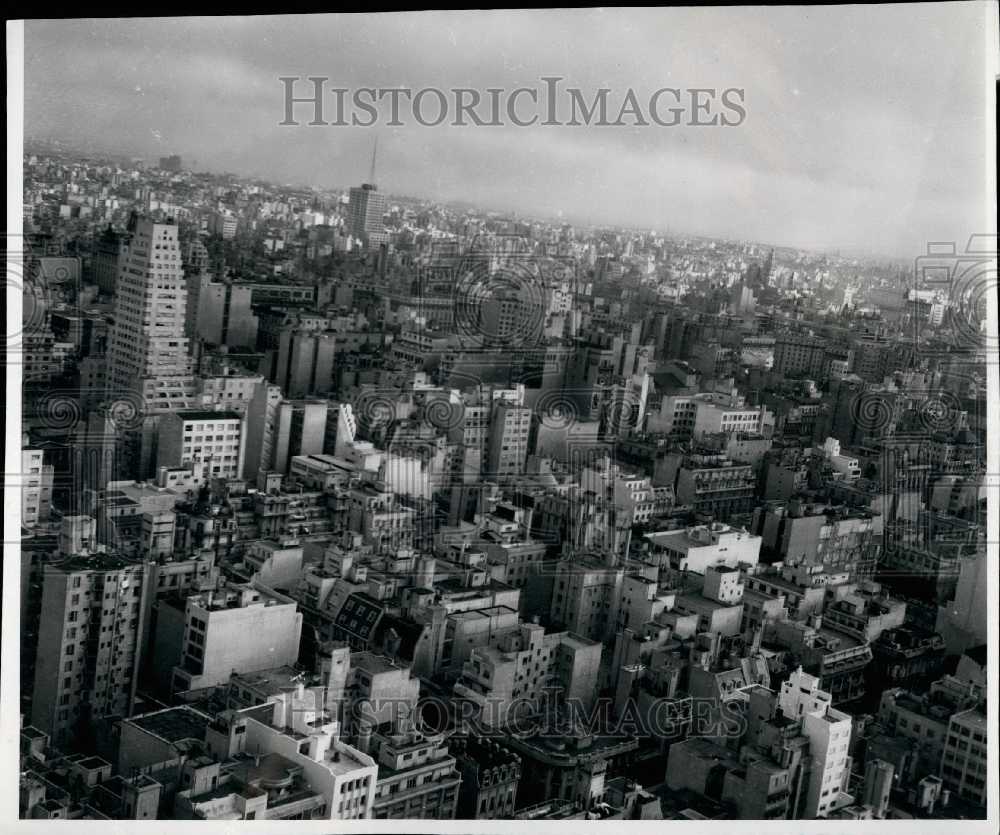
left=23, top=8, right=992, bottom=261
left=23, top=135, right=912, bottom=266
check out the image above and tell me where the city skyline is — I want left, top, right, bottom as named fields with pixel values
left=8, top=7, right=996, bottom=827
left=23, top=5, right=993, bottom=257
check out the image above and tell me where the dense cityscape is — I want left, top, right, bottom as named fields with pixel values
left=14, top=139, right=989, bottom=824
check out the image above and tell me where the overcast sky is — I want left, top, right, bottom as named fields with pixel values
left=24, top=6, right=993, bottom=256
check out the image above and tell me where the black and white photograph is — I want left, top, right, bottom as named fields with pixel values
left=3, top=5, right=997, bottom=830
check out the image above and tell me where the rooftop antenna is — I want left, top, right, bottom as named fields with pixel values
left=369, top=135, right=378, bottom=187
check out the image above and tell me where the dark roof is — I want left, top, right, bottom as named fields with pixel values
left=128, top=706, right=210, bottom=745
left=373, top=613, right=424, bottom=662
left=963, top=644, right=987, bottom=667
left=334, top=592, right=383, bottom=641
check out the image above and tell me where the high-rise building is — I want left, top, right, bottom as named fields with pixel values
left=183, top=238, right=210, bottom=274
left=273, top=400, right=329, bottom=474
left=347, top=184, right=388, bottom=246
left=479, top=290, right=544, bottom=347
left=487, top=403, right=531, bottom=479
left=158, top=582, right=303, bottom=696
left=778, top=668, right=854, bottom=818
left=31, top=553, right=150, bottom=750
left=21, top=446, right=54, bottom=527
left=91, top=225, right=130, bottom=297
left=550, top=554, right=624, bottom=643
left=156, top=409, right=246, bottom=481
left=940, top=705, right=987, bottom=807
left=186, top=275, right=259, bottom=348
left=208, top=211, right=237, bottom=240
left=862, top=759, right=893, bottom=819
left=106, top=216, right=197, bottom=414
left=454, top=622, right=602, bottom=726
left=773, top=333, right=827, bottom=378
left=244, top=380, right=284, bottom=481
left=276, top=326, right=337, bottom=397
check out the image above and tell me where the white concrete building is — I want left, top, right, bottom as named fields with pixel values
left=107, top=217, right=197, bottom=412
left=21, top=447, right=54, bottom=527
left=779, top=668, right=854, bottom=818
left=157, top=409, right=246, bottom=480
left=644, top=523, right=761, bottom=576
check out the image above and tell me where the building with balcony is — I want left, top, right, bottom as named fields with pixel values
left=369, top=726, right=460, bottom=819
left=454, top=622, right=602, bottom=727
left=452, top=736, right=522, bottom=819
left=30, top=553, right=150, bottom=750
left=940, top=705, right=987, bottom=809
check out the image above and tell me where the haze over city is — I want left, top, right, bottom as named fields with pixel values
left=23, top=5, right=992, bottom=257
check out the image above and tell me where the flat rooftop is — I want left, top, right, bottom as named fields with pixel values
left=231, top=666, right=306, bottom=696
left=558, top=632, right=600, bottom=650
left=351, top=651, right=406, bottom=676
left=175, top=410, right=242, bottom=421
left=127, top=705, right=211, bottom=745
left=952, top=706, right=987, bottom=730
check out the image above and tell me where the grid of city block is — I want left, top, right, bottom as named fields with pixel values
left=13, top=9, right=994, bottom=825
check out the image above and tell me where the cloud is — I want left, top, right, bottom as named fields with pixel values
left=23, top=6, right=991, bottom=256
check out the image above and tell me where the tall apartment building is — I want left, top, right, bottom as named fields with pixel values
left=195, top=369, right=264, bottom=414
left=161, top=582, right=303, bottom=695
left=454, top=622, right=602, bottom=726
left=208, top=210, right=237, bottom=239
left=369, top=726, right=461, bottom=819
left=673, top=454, right=757, bottom=521
left=550, top=554, right=624, bottom=643
left=778, top=668, right=854, bottom=818
left=276, top=327, right=338, bottom=397
left=319, top=647, right=422, bottom=752
left=107, top=216, right=196, bottom=412
left=940, top=705, right=987, bottom=807
left=347, top=184, right=388, bottom=246
left=244, top=381, right=284, bottom=481
left=30, top=553, right=150, bottom=750
left=852, top=336, right=893, bottom=382
left=157, top=409, right=246, bottom=480
left=487, top=403, right=531, bottom=479
left=184, top=238, right=210, bottom=273
left=580, top=458, right=660, bottom=527
left=21, top=446, right=54, bottom=527
left=185, top=275, right=259, bottom=348
left=91, top=224, right=130, bottom=297
left=479, top=290, right=544, bottom=347
left=754, top=501, right=880, bottom=573
left=773, top=333, right=827, bottom=378
left=271, top=400, right=329, bottom=474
